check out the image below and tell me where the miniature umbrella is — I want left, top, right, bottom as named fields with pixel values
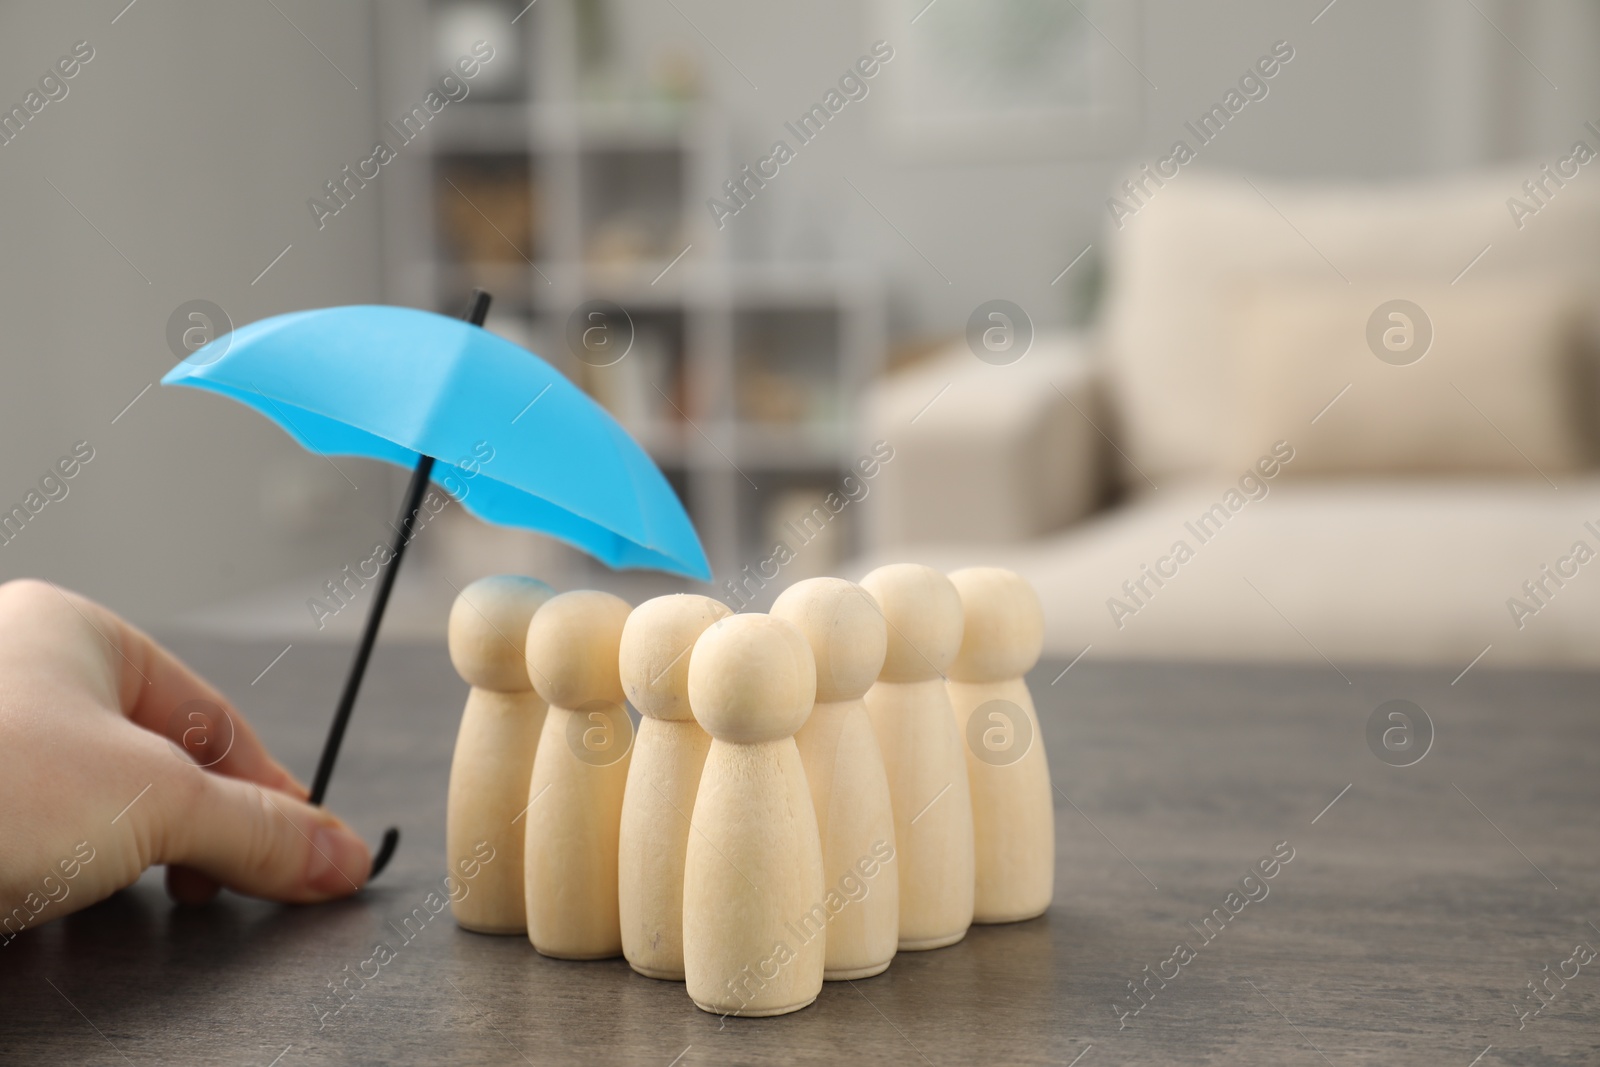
left=161, top=291, right=710, bottom=877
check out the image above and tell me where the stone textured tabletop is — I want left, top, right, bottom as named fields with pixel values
left=2, top=639, right=1596, bottom=1066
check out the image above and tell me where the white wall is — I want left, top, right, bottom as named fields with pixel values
left=0, top=1, right=392, bottom=625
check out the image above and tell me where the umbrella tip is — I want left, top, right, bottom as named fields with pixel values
left=368, top=826, right=401, bottom=880
left=466, top=289, right=492, bottom=327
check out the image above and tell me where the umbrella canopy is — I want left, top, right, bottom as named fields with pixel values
left=161, top=304, right=710, bottom=580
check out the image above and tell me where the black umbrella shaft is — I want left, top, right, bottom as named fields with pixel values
left=309, top=452, right=435, bottom=805
left=308, top=288, right=491, bottom=809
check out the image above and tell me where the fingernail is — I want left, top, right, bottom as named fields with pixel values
left=307, top=825, right=370, bottom=895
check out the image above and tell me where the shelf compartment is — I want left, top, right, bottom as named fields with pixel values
left=433, top=153, right=540, bottom=268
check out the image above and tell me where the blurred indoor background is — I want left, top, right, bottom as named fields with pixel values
left=3, top=0, right=1599, bottom=670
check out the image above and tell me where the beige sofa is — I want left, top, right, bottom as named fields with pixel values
left=861, top=167, right=1600, bottom=668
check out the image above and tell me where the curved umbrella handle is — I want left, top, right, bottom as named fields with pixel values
left=309, top=289, right=493, bottom=881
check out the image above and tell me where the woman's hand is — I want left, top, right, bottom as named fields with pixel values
left=0, top=579, right=369, bottom=941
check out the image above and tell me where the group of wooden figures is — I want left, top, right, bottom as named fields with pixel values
left=445, top=563, right=1054, bottom=1017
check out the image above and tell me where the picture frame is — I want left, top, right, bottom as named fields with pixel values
left=877, top=0, right=1144, bottom=160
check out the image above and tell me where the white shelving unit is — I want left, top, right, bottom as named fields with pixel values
left=375, top=0, right=885, bottom=597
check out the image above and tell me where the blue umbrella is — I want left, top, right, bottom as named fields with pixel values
left=162, top=291, right=710, bottom=876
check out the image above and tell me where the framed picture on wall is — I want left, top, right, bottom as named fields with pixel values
left=877, top=0, right=1144, bottom=159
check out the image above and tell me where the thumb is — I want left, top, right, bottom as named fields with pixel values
left=161, top=773, right=371, bottom=903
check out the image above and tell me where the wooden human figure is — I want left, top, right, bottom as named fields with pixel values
left=683, top=614, right=825, bottom=1017
left=860, top=563, right=975, bottom=951
left=446, top=574, right=554, bottom=934
left=616, top=593, right=731, bottom=980
left=523, top=589, right=634, bottom=959
left=771, top=578, right=899, bottom=980
left=945, top=567, right=1055, bottom=924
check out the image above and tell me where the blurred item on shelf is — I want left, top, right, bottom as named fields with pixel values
left=433, top=0, right=526, bottom=101
left=582, top=148, right=683, bottom=264
left=735, top=308, right=839, bottom=424
left=763, top=486, right=845, bottom=584
left=586, top=212, right=681, bottom=268
left=736, top=367, right=814, bottom=424
left=435, top=156, right=536, bottom=264
left=651, top=47, right=702, bottom=103
left=580, top=323, right=680, bottom=441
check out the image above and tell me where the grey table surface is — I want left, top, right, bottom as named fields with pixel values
left=2, top=639, right=1597, bottom=1066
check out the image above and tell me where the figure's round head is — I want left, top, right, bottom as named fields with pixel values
left=947, top=567, right=1044, bottom=682
left=524, top=590, right=632, bottom=709
left=448, top=574, right=556, bottom=690
left=859, top=563, right=964, bottom=682
left=770, top=578, right=886, bottom=703
left=618, top=594, right=732, bottom=721
left=687, top=614, right=816, bottom=743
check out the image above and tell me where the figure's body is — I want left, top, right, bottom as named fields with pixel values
left=445, top=575, right=555, bottom=933
left=683, top=614, right=824, bottom=1017
left=946, top=567, right=1054, bottom=924
left=617, top=594, right=730, bottom=980
left=523, top=590, right=633, bottom=959
left=772, top=577, right=899, bottom=980
left=860, top=564, right=974, bottom=951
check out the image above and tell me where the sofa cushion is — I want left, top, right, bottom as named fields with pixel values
left=854, top=477, right=1600, bottom=667
left=1100, top=168, right=1600, bottom=484
left=1222, top=277, right=1595, bottom=477
left=863, top=333, right=1104, bottom=549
